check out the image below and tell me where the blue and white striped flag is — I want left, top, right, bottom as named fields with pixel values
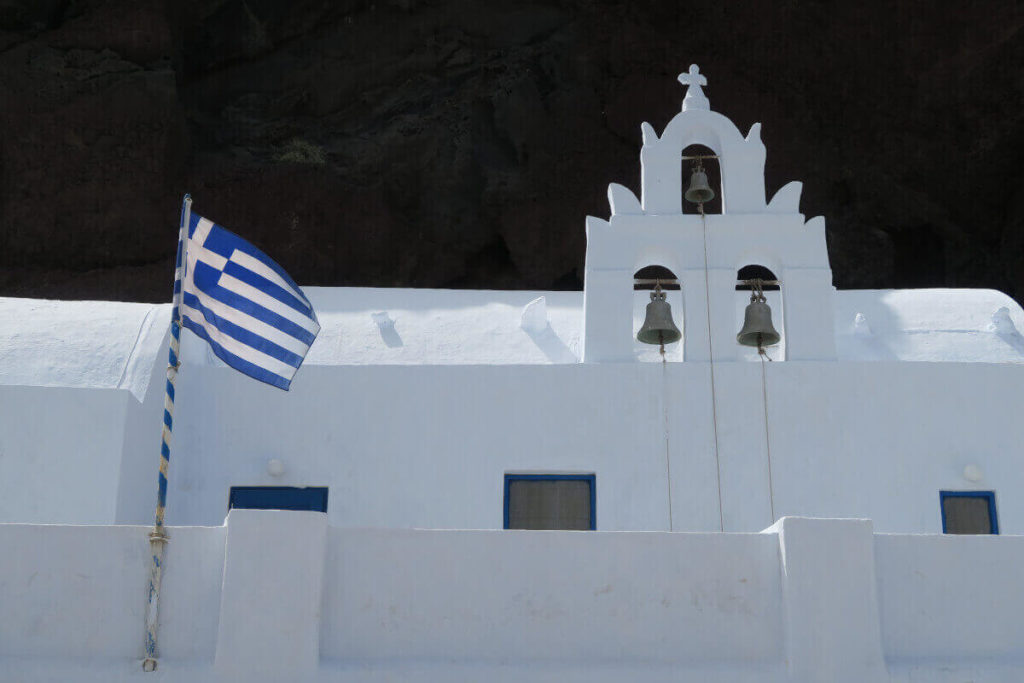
left=174, top=211, right=320, bottom=390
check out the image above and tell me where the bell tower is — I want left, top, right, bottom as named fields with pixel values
left=581, top=65, right=837, bottom=363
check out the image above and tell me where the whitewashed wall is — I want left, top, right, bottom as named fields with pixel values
left=320, top=526, right=783, bottom=664
left=0, top=386, right=129, bottom=524
left=2, top=512, right=1024, bottom=682
left=875, top=533, right=1024, bottom=664
left=2, top=350, right=1021, bottom=535
left=0, top=301, right=169, bottom=526
left=116, top=325, right=174, bottom=524
left=142, top=358, right=1024, bottom=535
left=0, top=522, right=224, bottom=663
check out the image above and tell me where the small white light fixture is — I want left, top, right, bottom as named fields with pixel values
left=266, top=459, right=285, bottom=477
left=963, top=464, right=983, bottom=482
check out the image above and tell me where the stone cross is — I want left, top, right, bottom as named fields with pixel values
left=678, top=64, right=710, bottom=111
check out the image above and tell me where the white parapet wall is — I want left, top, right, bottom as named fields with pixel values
left=2, top=511, right=1023, bottom=682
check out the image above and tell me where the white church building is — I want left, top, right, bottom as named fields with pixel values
left=2, top=66, right=1024, bottom=682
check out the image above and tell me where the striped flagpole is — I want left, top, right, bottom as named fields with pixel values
left=142, top=194, right=192, bottom=672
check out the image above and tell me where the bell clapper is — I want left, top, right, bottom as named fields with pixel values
left=756, top=333, right=773, bottom=361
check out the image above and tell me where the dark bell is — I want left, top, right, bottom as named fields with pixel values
left=637, top=289, right=682, bottom=345
left=684, top=169, right=715, bottom=205
left=737, top=299, right=781, bottom=347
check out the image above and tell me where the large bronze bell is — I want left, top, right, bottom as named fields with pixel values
left=737, top=293, right=781, bottom=347
left=684, top=168, right=715, bottom=205
left=637, top=286, right=682, bottom=346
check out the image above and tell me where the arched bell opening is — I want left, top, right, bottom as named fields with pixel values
left=633, top=265, right=684, bottom=362
left=681, top=144, right=721, bottom=215
left=735, top=264, right=785, bottom=361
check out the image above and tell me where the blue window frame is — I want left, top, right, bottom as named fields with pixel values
left=940, top=491, right=998, bottom=534
left=228, top=486, right=328, bottom=513
left=504, top=474, right=596, bottom=530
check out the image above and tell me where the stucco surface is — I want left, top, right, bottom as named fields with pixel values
left=2, top=287, right=1022, bottom=389
left=2, top=513, right=1023, bottom=681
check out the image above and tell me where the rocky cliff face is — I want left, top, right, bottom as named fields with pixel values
left=1, top=0, right=1022, bottom=304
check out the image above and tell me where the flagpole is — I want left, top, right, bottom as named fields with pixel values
left=142, top=194, right=191, bottom=672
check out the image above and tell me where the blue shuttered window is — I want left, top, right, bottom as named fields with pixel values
left=940, top=491, right=997, bottom=534
left=229, top=486, right=328, bottom=513
left=504, top=474, right=596, bottom=530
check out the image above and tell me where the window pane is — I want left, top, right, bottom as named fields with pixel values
left=943, top=495, right=992, bottom=534
left=229, top=486, right=328, bottom=513
left=507, top=479, right=592, bottom=530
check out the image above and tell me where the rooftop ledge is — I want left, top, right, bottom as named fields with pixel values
left=1, top=287, right=1023, bottom=393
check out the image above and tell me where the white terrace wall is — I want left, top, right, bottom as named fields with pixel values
left=144, top=359, right=1024, bottom=535
left=2, top=512, right=1024, bottom=682
left=0, top=522, right=224, bottom=664
left=320, top=525, right=784, bottom=666
left=875, top=533, right=1024, bottom=668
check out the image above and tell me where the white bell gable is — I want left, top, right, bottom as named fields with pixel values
left=582, top=65, right=837, bottom=363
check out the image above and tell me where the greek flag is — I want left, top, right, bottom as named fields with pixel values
left=174, top=206, right=320, bottom=390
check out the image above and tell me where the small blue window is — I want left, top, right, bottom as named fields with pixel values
left=504, top=474, right=595, bottom=530
left=940, top=491, right=997, bottom=534
left=229, top=486, right=328, bottom=513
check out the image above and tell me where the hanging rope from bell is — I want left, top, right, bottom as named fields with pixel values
left=737, top=279, right=781, bottom=355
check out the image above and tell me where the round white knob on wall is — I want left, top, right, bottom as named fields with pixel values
left=266, top=459, right=285, bottom=477
left=963, top=464, right=983, bottom=482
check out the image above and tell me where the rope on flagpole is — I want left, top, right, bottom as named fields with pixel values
left=142, top=194, right=191, bottom=672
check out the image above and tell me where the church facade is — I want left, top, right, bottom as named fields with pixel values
left=2, top=66, right=1024, bottom=681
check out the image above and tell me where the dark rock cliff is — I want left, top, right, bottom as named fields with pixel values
left=1, top=0, right=1022, bottom=304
